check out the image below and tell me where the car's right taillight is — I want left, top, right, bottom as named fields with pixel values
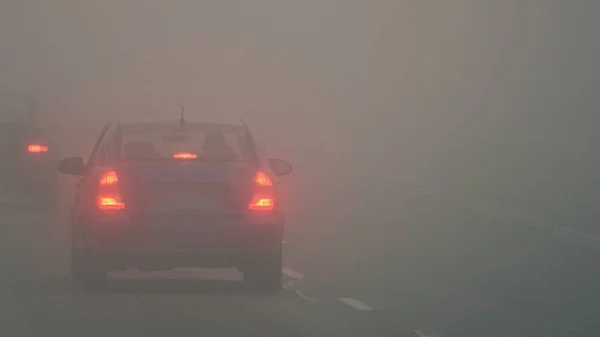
left=248, top=171, right=275, bottom=211
left=97, top=169, right=125, bottom=210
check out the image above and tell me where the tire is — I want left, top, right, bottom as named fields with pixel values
left=243, top=249, right=283, bottom=293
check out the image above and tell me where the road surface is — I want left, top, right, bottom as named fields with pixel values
left=0, top=182, right=599, bottom=336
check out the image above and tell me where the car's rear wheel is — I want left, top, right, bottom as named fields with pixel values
left=243, top=249, right=283, bottom=293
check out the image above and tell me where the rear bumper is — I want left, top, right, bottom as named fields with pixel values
left=82, top=212, right=283, bottom=270
left=100, top=248, right=278, bottom=271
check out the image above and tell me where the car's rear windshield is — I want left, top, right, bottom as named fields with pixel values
left=118, top=123, right=255, bottom=162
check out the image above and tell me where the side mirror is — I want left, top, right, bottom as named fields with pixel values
left=57, top=157, right=85, bottom=176
left=269, top=158, right=292, bottom=176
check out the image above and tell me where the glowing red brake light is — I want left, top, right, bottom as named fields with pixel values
left=97, top=170, right=125, bottom=210
left=100, top=170, right=119, bottom=185
left=98, top=197, right=125, bottom=209
left=248, top=195, right=274, bottom=210
left=27, top=144, right=48, bottom=153
left=173, top=152, right=198, bottom=159
left=248, top=171, right=275, bottom=211
left=255, top=172, right=273, bottom=186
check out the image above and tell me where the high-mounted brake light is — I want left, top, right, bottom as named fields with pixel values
left=27, top=144, right=48, bottom=153
left=97, top=170, right=125, bottom=210
left=248, top=171, right=275, bottom=211
left=173, top=152, right=197, bottom=159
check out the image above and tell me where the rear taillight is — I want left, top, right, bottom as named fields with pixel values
left=27, top=144, right=48, bottom=153
left=97, top=170, right=125, bottom=210
left=248, top=171, right=275, bottom=211
left=173, top=152, right=198, bottom=159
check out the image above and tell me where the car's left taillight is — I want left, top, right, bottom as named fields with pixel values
left=97, top=170, right=125, bottom=210
left=248, top=171, right=275, bottom=211
left=27, top=143, right=48, bottom=153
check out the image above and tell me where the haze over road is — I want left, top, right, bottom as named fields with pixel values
left=0, top=1, right=599, bottom=336
left=1, top=178, right=599, bottom=337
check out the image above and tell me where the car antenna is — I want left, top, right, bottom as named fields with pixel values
left=179, top=105, right=185, bottom=131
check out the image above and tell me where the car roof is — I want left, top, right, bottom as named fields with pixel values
left=116, top=113, right=246, bottom=128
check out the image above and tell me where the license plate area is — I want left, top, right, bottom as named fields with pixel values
left=143, top=233, right=219, bottom=248
left=147, top=182, right=227, bottom=211
left=130, top=224, right=239, bottom=249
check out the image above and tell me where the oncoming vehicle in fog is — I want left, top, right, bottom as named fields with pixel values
left=0, top=92, right=58, bottom=209
left=57, top=115, right=292, bottom=292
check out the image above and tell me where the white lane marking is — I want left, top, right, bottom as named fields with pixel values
left=293, top=289, right=318, bottom=302
left=555, top=225, right=600, bottom=243
left=282, top=267, right=304, bottom=280
left=502, top=210, right=600, bottom=246
left=281, top=267, right=317, bottom=301
left=456, top=199, right=491, bottom=213
left=282, top=281, right=318, bottom=302
left=411, top=180, right=600, bottom=248
left=338, top=297, right=374, bottom=311
left=413, top=330, right=436, bottom=337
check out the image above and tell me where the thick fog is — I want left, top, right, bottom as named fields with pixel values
left=1, top=0, right=599, bottom=243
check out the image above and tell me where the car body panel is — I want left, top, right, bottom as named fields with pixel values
left=67, top=119, right=287, bottom=271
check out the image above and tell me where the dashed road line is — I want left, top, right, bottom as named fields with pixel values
left=282, top=267, right=304, bottom=280
left=455, top=199, right=491, bottom=213
left=281, top=267, right=317, bottom=301
left=413, top=330, right=435, bottom=337
left=338, top=297, right=374, bottom=311
left=291, top=289, right=318, bottom=302
left=504, top=210, right=600, bottom=242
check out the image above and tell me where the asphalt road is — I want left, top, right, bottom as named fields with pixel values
left=1, top=182, right=600, bottom=336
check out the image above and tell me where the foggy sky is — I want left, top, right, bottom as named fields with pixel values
left=1, top=0, right=598, bottom=226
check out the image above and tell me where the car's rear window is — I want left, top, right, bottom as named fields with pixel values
left=118, top=124, right=254, bottom=162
